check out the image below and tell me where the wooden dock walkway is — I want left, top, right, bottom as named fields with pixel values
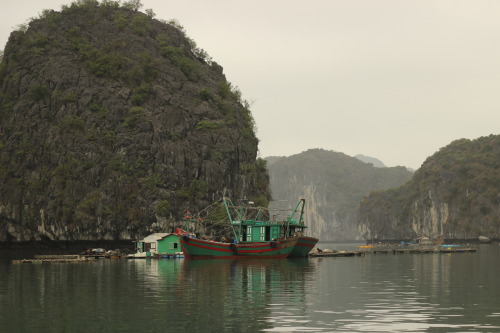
left=365, top=248, right=476, bottom=254
left=11, top=255, right=95, bottom=264
left=309, top=247, right=477, bottom=258
left=309, top=251, right=364, bottom=257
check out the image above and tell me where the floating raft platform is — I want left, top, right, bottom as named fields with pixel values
left=11, top=255, right=94, bottom=264
left=309, top=251, right=363, bottom=257
left=369, top=247, right=477, bottom=254
left=309, top=247, right=477, bottom=258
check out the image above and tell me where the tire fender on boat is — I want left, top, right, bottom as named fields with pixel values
left=229, top=243, right=237, bottom=254
left=270, top=241, right=277, bottom=248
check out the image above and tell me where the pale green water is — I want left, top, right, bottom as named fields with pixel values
left=1, top=244, right=500, bottom=332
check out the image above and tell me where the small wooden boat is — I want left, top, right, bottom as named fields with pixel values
left=479, top=236, right=492, bottom=243
left=126, top=252, right=148, bottom=259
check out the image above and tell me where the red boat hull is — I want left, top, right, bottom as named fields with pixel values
left=288, top=236, right=319, bottom=258
left=180, top=236, right=297, bottom=259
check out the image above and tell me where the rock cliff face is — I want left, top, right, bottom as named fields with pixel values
left=0, top=2, right=270, bottom=242
left=267, top=149, right=413, bottom=241
left=359, top=135, right=500, bottom=240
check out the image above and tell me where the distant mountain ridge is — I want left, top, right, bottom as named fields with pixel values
left=354, top=154, right=386, bottom=168
left=266, top=149, right=413, bottom=241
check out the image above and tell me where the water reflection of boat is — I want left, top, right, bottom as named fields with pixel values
left=182, top=257, right=315, bottom=271
left=182, top=258, right=317, bottom=295
left=180, top=198, right=318, bottom=259
left=175, top=258, right=317, bottom=331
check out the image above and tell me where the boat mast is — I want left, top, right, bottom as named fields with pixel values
left=287, top=199, right=305, bottom=223
left=223, top=197, right=241, bottom=242
left=298, top=198, right=305, bottom=226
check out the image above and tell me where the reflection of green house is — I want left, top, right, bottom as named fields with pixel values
left=136, top=233, right=181, bottom=255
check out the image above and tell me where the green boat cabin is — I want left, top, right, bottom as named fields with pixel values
left=232, top=219, right=308, bottom=243
left=226, top=198, right=309, bottom=243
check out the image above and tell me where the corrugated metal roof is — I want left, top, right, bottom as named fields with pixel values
left=140, top=233, right=173, bottom=242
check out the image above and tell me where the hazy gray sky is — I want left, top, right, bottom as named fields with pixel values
left=2, top=1, right=499, bottom=169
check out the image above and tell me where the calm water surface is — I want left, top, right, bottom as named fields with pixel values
left=1, top=244, right=500, bottom=332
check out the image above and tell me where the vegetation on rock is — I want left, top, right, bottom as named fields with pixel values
left=359, top=135, right=500, bottom=240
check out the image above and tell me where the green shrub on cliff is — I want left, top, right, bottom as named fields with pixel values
left=155, top=200, right=171, bottom=217
left=196, top=120, right=222, bottom=132
left=29, top=85, right=51, bottom=102
left=59, top=115, right=85, bottom=134
left=124, top=106, right=145, bottom=128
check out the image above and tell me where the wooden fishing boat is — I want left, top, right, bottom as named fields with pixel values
left=180, top=236, right=296, bottom=259
left=179, top=197, right=318, bottom=259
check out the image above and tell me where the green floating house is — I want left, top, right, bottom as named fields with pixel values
left=135, top=233, right=181, bottom=256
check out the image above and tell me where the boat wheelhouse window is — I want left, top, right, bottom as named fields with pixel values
left=169, top=242, right=178, bottom=249
left=246, top=226, right=252, bottom=241
left=280, top=226, right=288, bottom=238
left=258, top=226, right=271, bottom=241
left=265, top=226, right=271, bottom=241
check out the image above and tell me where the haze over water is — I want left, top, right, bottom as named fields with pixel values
left=2, top=244, right=500, bottom=332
